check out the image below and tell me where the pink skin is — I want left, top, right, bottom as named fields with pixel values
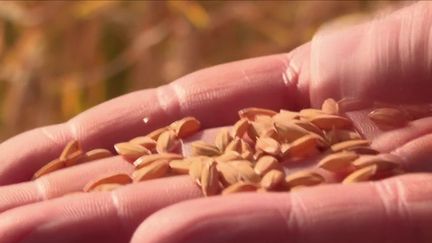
left=1, top=2, right=432, bottom=242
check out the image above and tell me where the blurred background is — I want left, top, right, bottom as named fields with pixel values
left=0, top=1, right=403, bottom=140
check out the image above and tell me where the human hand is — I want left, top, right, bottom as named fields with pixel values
left=1, top=2, right=432, bottom=243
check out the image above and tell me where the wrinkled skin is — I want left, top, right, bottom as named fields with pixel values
left=1, top=2, right=432, bottom=243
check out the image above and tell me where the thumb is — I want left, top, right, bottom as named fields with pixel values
left=308, top=2, right=432, bottom=106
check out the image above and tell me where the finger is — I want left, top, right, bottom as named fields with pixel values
left=5, top=111, right=427, bottom=215
left=0, top=126, right=220, bottom=214
left=0, top=156, right=133, bottom=213
left=370, top=116, right=432, bottom=151
left=391, top=132, right=432, bottom=172
left=0, top=176, right=201, bottom=243
left=132, top=174, right=432, bottom=243
left=5, top=113, right=428, bottom=215
left=346, top=113, right=432, bottom=172
left=310, top=2, right=432, bottom=105
left=0, top=52, right=307, bottom=185
left=335, top=103, right=432, bottom=172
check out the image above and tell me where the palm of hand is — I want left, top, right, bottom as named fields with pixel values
left=1, top=2, right=432, bottom=243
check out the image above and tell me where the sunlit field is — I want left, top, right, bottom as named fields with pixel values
left=0, top=1, right=401, bottom=140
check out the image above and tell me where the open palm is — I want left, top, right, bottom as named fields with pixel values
left=0, top=2, right=431, bottom=243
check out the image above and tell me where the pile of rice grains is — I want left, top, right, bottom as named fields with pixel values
left=34, top=98, right=429, bottom=196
